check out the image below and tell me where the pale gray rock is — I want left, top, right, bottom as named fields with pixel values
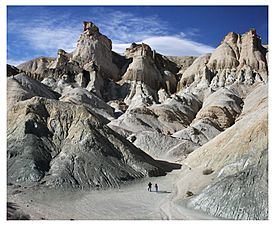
left=194, top=87, right=243, bottom=129
left=17, top=57, right=55, bottom=80
left=188, top=149, right=267, bottom=220
left=178, top=29, right=268, bottom=95
left=7, top=73, right=60, bottom=109
left=178, top=54, right=211, bottom=90
left=109, top=92, right=202, bottom=135
left=7, top=97, right=180, bottom=188
left=59, top=87, right=115, bottom=120
left=130, top=131, right=185, bottom=161
left=165, top=56, right=196, bottom=75
left=168, top=87, right=243, bottom=161
left=176, top=84, right=268, bottom=220
left=7, top=21, right=269, bottom=219
left=72, top=22, right=119, bottom=81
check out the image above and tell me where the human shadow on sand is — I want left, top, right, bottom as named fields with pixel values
left=152, top=191, right=171, bottom=194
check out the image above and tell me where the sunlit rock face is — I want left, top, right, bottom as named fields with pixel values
left=175, top=85, right=268, bottom=220
left=7, top=96, right=180, bottom=188
left=7, top=21, right=268, bottom=219
left=178, top=29, right=268, bottom=99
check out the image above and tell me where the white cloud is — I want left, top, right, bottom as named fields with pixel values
left=8, top=8, right=215, bottom=62
left=112, top=36, right=214, bottom=56
left=112, top=43, right=132, bottom=54
left=95, top=11, right=168, bottom=43
left=142, top=36, right=214, bottom=56
left=21, top=27, right=79, bottom=54
left=7, top=59, right=27, bottom=67
left=8, top=17, right=80, bottom=56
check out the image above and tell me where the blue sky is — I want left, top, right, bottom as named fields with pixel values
left=7, top=6, right=268, bottom=66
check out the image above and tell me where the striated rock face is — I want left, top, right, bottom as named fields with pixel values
left=17, top=57, right=55, bottom=80
left=178, top=54, right=211, bottom=89
left=7, top=21, right=268, bottom=219
left=117, top=43, right=182, bottom=108
left=7, top=73, right=60, bottom=109
left=178, top=29, right=268, bottom=95
left=109, top=92, right=202, bottom=136
left=72, top=22, right=119, bottom=81
left=188, top=149, right=267, bottom=220
left=175, top=85, right=268, bottom=219
left=7, top=97, right=180, bottom=188
left=193, top=88, right=243, bottom=129
left=16, top=22, right=120, bottom=99
left=59, top=87, right=115, bottom=120
left=165, top=56, right=196, bottom=76
left=122, top=43, right=162, bottom=91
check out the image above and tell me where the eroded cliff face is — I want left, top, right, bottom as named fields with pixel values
left=178, top=29, right=268, bottom=98
left=7, top=21, right=268, bottom=219
left=175, top=85, right=268, bottom=219
left=7, top=96, right=180, bottom=188
left=17, top=22, right=120, bottom=99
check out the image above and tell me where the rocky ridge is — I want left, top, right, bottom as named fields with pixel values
left=7, top=21, right=268, bottom=219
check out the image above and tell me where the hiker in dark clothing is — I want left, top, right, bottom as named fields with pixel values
left=155, top=183, right=158, bottom=192
left=148, top=182, right=152, bottom=192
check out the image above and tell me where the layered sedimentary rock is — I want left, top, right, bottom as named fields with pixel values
left=17, top=57, right=56, bottom=80
left=117, top=43, right=181, bottom=108
left=7, top=73, right=60, bottom=109
left=7, top=21, right=268, bottom=219
left=178, top=29, right=268, bottom=97
left=72, top=21, right=119, bottom=80
left=175, top=85, right=268, bottom=219
left=165, top=56, right=196, bottom=75
left=16, top=22, right=120, bottom=99
left=109, top=92, right=202, bottom=136
left=59, top=87, right=115, bottom=120
left=7, top=97, right=180, bottom=188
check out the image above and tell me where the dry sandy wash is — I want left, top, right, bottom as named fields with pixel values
left=8, top=166, right=217, bottom=220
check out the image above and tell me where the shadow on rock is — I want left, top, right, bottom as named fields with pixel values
left=7, top=202, right=30, bottom=220
left=156, top=160, right=182, bottom=172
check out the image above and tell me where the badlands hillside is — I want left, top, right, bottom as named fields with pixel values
left=7, top=21, right=268, bottom=220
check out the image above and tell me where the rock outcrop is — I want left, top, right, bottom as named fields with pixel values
left=109, top=92, right=202, bottom=136
left=7, top=21, right=268, bottom=219
left=7, top=73, right=60, bottom=109
left=7, top=64, right=19, bottom=77
left=7, top=97, right=180, bottom=188
left=17, top=57, right=55, bottom=80
left=175, top=85, right=268, bottom=219
left=178, top=29, right=268, bottom=97
left=17, top=22, right=120, bottom=99
left=59, top=87, right=115, bottom=120
left=72, top=21, right=119, bottom=81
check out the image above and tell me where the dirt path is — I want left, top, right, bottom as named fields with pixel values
left=7, top=168, right=216, bottom=220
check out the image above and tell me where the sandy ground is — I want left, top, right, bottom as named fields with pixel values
left=7, top=166, right=217, bottom=220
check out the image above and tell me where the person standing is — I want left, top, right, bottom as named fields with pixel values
left=155, top=183, right=158, bottom=192
left=148, top=182, right=152, bottom=192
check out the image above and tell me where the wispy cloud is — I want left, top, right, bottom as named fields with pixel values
left=127, top=36, right=214, bottom=56
left=8, top=16, right=81, bottom=57
left=7, top=59, right=29, bottom=67
left=93, top=10, right=168, bottom=42
left=7, top=7, right=214, bottom=64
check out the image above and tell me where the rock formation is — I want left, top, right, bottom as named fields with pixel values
left=175, top=85, right=268, bottom=219
left=178, top=29, right=268, bottom=98
left=7, top=96, right=180, bottom=188
left=7, top=64, right=19, bottom=77
left=7, top=73, right=60, bottom=109
left=7, top=21, right=268, bottom=219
